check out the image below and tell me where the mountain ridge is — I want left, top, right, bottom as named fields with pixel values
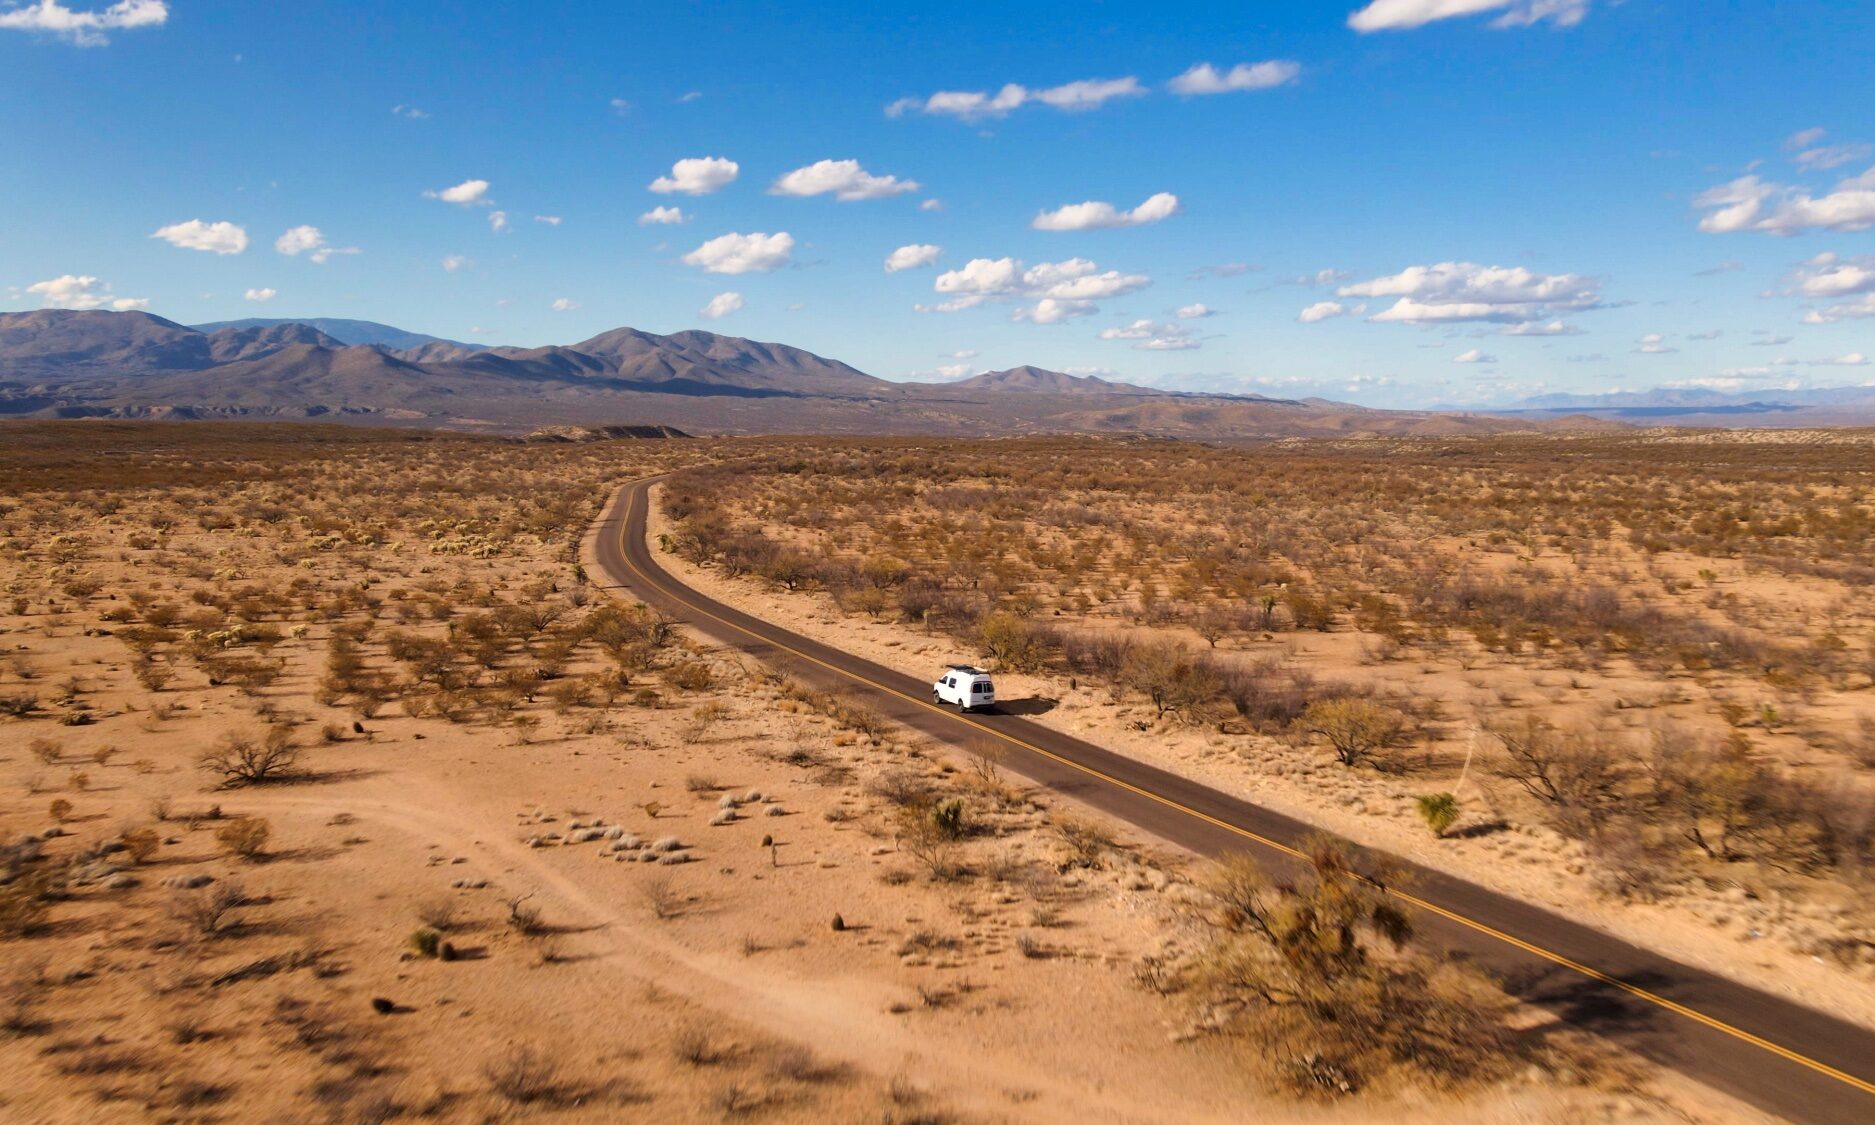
left=2, top=308, right=1625, bottom=438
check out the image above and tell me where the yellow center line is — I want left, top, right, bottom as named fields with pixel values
left=609, top=481, right=1875, bottom=1099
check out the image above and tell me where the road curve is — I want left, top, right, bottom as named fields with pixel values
left=587, top=475, right=1875, bottom=1124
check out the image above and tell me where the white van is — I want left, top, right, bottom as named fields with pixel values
left=933, top=665, right=995, bottom=712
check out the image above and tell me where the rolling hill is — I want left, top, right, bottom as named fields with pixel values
left=1, top=308, right=1613, bottom=438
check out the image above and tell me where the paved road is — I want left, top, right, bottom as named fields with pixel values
left=588, top=476, right=1875, bottom=1124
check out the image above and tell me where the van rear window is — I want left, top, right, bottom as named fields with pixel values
left=973, top=683, right=990, bottom=693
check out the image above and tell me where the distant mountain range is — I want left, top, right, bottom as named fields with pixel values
left=0, top=308, right=1616, bottom=438
left=1505, top=382, right=1875, bottom=423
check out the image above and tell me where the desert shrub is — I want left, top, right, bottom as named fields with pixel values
left=484, top=1047, right=573, bottom=1106
left=1489, top=716, right=1628, bottom=839
left=409, top=927, right=442, bottom=957
left=1301, top=699, right=1409, bottom=769
left=121, top=827, right=161, bottom=863
left=897, top=804, right=964, bottom=880
left=198, top=727, right=299, bottom=786
left=216, top=817, right=271, bottom=861
left=1196, top=838, right=1529, bottom=1097
left=169, top=882, right=245, bottom=937
left=1415, top=793, right=1460, bottom=838
left=975, top=611, right=1057, bottom=673
left=0, top=874, right=56, bottom=938
left=1053, top=816, right=1114, bottom=868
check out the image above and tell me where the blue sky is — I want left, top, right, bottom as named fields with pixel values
left=3, top=0, right=1874, bottom=406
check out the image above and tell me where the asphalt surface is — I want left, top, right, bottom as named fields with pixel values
left=590, top=475, right=1875, bottom=1124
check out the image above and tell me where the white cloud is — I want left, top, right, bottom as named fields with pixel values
left=1339, top=261, right=1602, bottom=323
left=275, top=225, right=323, bottom=256
left=25, top=274, right=147, bottom=310
left=1033, top=192, right=1180, bottom=231
left=887, top=76, right=1144, bottom=120
left=1694, top=166, right=1875, bottom=235
left=1189, top=262, right=1252, bottom=280
left=534, top=215, right=562, bottom=226
left=929, top=255, right=1150, bottom=322
left=1687, top=329, right=1723, bottom=341
left=1809, top=352, right=1869, bottom=366
left=884, top=244, right=942, bottom=273
left=391, top=104, right=428, bottom=119
left=638, top=205, right=689, bottom=225
left=273, top=226, right=360, bottom=263
left=1498, top=319, right=1582, bottom=335
left=649, top=156, right=739, bottom=195
left=1167, top=60, right=1300, bottom=95
left=1784, top=127, right=1827, bottom=151
left=1788, top=252, right=1875, bottom=297
left=0, top=0, right=167, bottom=46
left=488, top=210, right=509, bottom=233
left=771, top=159, right=919, bottom=201
left=550, top=297, right=577, bottom=312
left=948, top=350, right=979, bottom=359
left=934, top=363, right=976, bottom=379
left=1348, top=0, right=1590, bottom=33
left=681, top=231, right=795, bottom=274
left=1751, top=334, right=1794, bottom=345
left=608, top=97, right=631, bottom=116
left=152, top=219, right=248, bottom=255
left=1014, top=298, right=1098, bottom=325
left=1099, top=319, right=1159, bottom=340
left=1298, top=300, right=1354, bottom=323
left=699, top=291, right=744, bottom=320
left=1453, top=348, right=1495, bottom=363
left=1794, top=143, right=1871, bottom=171
left=425, top=178, right=491, bottom=205
left=919, top=198, right=944, bottom=212
left=1633, top=333, right=1676, bottom=354
left=244, top=287, right=276, bottom=303
left=1177, top=303, right=1215, bottom=319
left=441, top=255, right=470, bottom=271
left=1100, top=318, right=1198, bottom=350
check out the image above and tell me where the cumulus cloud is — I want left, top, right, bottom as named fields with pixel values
left=1795, top=144, right=1872, bottom=171
left=1033, top=192, right=1180, bottom=231
left=699, top=291, right=744, bottom=320
left=1348, top=0, right=1590, bottom=33
left=1453, top=348, right=1495, bottom=363
left=884, top=244, right=942, bottom=273
left=1338, top=261, right=1602, bottom=324
left=1297, top=300, right=1355, bottom=323
left=244, top=287, right=276, bottom=302
left=887, top=76, right=1144, bottom=120
left=649, top=156, right=738, bottom=195
left=1786, top=252, right=1875, bottom=322
left=425, top=178, right=491, bottom=205
left=534, top=215, right=562, bottom=226
left=25, top=274, right=147, bottom=310
left=919, top=198, right=944, bottom=212
left=771, top=159, right=919, bottom=201
left=488, top=210, right=509, bottom=233
left=152, top=219, right=248, bottom=255
left=638, top=205, right=689, bottom=225
left=391, top=104, right=428, bottom=119
left=681, top=231, right=795, bottom=274
left=1809, top=352, right=1868, bottom=366
left=926, top=255, right=1150, bottom=322
left=274, top=225, right=359, bottom=263
left=0, top=0, right=167, bottom=46
left=1099, top=318, right=1198, bottom=350
left=1167, top=60, right=1300, bottom=95
left=1177, top=303, right=1215, bottom=319
left=1694, top=166, right=1875, bottom=235
left=550, top=297, right=577, bottom=312
left=1188, top=262, right=1252, bottom=280
left=1633, top=333, right=1676, bottom=354
left=441, top=255, right=470, bottom=271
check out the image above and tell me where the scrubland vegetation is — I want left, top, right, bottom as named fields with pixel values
left=0, top=422, right=1822, bottom=1119
left=665, top=433, right=1875, bottom=985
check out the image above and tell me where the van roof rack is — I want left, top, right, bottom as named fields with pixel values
left=945, top=663, right=986, bottom=673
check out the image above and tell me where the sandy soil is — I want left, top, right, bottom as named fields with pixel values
left=645, top=484, right=1875, bottom=1035
left=0, top=443, right=1752, bottom=1123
